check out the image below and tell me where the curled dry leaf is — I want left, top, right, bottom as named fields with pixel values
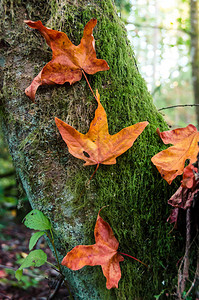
left=168, top=184, right=199, bottom=210
left=62, top=207, right=124, bottom=289
left=168, top=162, right=199, bottom=225
left=55, top=90, right=148, bottom=166
left=181, top=163, right=198, bottom=189
left=167, top=182, right=199, bottom=225
left=167, top=207, right=179, bottom=225
left=151, top=125, right=199, bottom=184
left=24, top=19, right=109, bottom=101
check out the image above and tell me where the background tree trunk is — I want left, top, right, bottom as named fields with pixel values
left=0, top=0, right=183, bottom=298
left=190, top=0, right=199, bottom=129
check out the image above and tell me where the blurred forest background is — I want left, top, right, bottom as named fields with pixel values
left=0, top=0, right=198, bottom=297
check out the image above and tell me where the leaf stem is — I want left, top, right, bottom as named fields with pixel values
left=82, top=69, right=98, bottom=101
left=46, top=230, right=74, bottom=300
left=119, top=252, right=148, bottom=268
left=87, top=163, right=99, bottom=185
left=49, top=228, right=62, bottom=272
left=46, top=260, right=59, bottom=271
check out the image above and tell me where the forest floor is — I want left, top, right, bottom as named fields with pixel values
left=0, top=216, right=70, bottom=300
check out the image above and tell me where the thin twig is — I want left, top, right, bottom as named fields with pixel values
left=48, top=276, right=64, bottom=300
left=177, top=233, right=199, bottom=298
left=125, top=21, right=190, bottom=35
left=0, top=292, right=12, bottom=300
left=81, top=69, right=98, bottom=101
left=183, top=235, right=199, bottom=299
left=177, top=257, right=184, bottom=299
left=47, top=230, right=74, bottom=300
left=183, top=278, right=196, bottom=299
left=177, top=208, right=192, bottom=299
left=158, top=104, right=199, bottom=111
left=0, top=264, right=16, bottom=271
left=181, top=208, right=191, bottom=293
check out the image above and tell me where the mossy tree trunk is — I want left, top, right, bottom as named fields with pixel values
left=0, top=0, right=182, bottom=299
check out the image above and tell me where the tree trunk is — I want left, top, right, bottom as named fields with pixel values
left=0, top=0, right=182, bottom=299
left=190, top=0, right=199, bottom=129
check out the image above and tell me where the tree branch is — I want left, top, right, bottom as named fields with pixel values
left=158, top=104, right=199, bottom=111
left=125, top=22, right=190, bottom=35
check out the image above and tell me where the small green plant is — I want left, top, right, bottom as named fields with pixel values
left=15, top=209, right=73, bottom=299
left=4, top=268, right=40, bottom=290
left=15, top=209, right=52, bottom=280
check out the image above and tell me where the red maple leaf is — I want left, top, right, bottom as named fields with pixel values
left=62, top=208, right=124, bottom=289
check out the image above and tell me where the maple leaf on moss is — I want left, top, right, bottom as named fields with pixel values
left=151, top=125, right=199, bottom=184
left=24, top=19, right=109, bottom=101
left=62, top=207, right=124, bottom=289
left=55, top=90, right=148, bottom=166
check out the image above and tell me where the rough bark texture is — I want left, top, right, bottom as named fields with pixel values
left=190, top=0, right=199, bottom=129
left=0, top=0, right=183, bottom=299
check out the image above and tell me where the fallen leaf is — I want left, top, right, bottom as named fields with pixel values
left=151, top=125, right=199, bottom=184
left=167, top=178, right=199, bottom=226
left=24, top=19, right=109, bottom=101
left=168, top=184, right=199, bottom=210
left=167, top=207, right=179, bottom=225
left=167, top=161, right=199, bottom=225
left=55, top=90, right=148, bottom=166
left=62, top=207, right=124, bottom=289
left=181, top=163, right=198, bottom=189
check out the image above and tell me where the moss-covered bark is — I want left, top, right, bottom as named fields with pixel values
left=0, top=0, right=183, bottom=299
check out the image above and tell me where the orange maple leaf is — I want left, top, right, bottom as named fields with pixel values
left=61, top=207, right=124, bottom=289
left=151, top=125, right=199, bottom=184
left=55, top=90, right=148, bottom=166
left=24, top=19, right=109, bottom=101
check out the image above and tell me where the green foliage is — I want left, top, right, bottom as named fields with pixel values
left=23, top=209, right=52, bottom=231
left=0, top=128, right=17, bottom=222
left=14, top=208, right=71, bottom=299
left=15, top=250, right=47, bottom=280
left=0, top=126, right=30, bottom=228
left=29, top=231, right=45, bottom=250
left=2, top=268, right=40, bottom=290
left=114, top=0, right=131, bottom=12
left=15, top=210, right=51, bottom=281
left=114, top=0, right=131, bottom=20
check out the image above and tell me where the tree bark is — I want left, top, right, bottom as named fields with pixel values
left=190, top=0, right=199, bottom=129
left=0, top=0, right=182, bottom=299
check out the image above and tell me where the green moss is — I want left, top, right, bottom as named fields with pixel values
left=0, top=0, right=184, bottom=299
left=45, top=2, right=182, bottom=299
